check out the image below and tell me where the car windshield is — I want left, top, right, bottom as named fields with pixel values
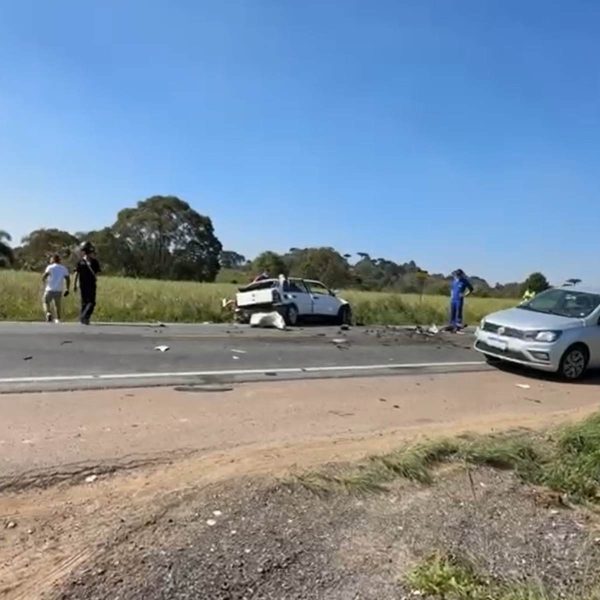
left=519, top=289, right=600, bottom=318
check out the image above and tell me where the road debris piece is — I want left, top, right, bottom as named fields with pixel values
left=213, top=510, right=223, bottom=517
left=525, top=397, right=542, bottom=404
left=60, top=340, right=73, bottom=345
left=85, top=475, right=98, bottom=484
left=249, top=311, right=286, bottom=330
left=206, top=519, right=217, bottom=527
left=154, top=345, right=170, bottom=352
left=5, top=521, right=17, bottom=530
left=516, top=384, right=531, bottom=390
left=174, top=384, right=233, bottom=393
left=23, top=356, right=33, bottom=361
left=332, top=338, right=348, bottom=345
left=231, top=349, right=247, bottom=354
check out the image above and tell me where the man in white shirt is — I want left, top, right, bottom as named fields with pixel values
left=42, top=254, right=71, bottom=323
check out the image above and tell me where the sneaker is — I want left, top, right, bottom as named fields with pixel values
left=46, top=313, right=52, bottom=323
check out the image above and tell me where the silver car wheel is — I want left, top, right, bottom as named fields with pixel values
left=561, top=349, right=587, bottom=380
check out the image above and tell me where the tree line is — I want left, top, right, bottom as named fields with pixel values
left=1, top=195, right=550, bottom=297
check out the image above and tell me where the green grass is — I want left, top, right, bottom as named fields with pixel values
left=0, top=269, right=515, bottom=324
left=406, top=553, right=595, bottom=600
left=292, top=412, right=600, bottom=505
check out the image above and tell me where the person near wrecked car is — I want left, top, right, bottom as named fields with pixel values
left=74, top=242, right=101, bottom=325
left=42, top=253, right=70, bottom=323
left=449, top=269, right=473, bottom=331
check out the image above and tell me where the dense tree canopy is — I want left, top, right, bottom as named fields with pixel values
left=15, top=229, right=79, bottom=271
left=111, top=196, right=222, bottom=281
left=522, top=272, right=551, bottom=295
left=2, top=196, right=553, bottom=297
left=252, top=251, right=288, bottom=277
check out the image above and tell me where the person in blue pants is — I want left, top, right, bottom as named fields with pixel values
left=449, top=269, right=473, bottom=331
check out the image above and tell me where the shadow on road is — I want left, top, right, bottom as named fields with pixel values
left=490, top=361, right=600, bottom=386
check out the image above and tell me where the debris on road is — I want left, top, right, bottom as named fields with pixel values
left=60, top=340, right=73, bottom=345
left=331, top=338, right=348, bottom=345
left=5, top=521, right=17, bottom=529
left=516, top=384, right=531, bottom=390
left=85, top=475, right=98, bottom=484
left=154, top=345, right=170, bottom=353
left=206, top=519, right=217, bottom=527
left=249, top=312, right=286, bottom=330
left=174, top=384, right=234, bottom=393
left=213, top=510, right=223, bottom=517
left=231, top=349, right=247, bottom=354
left=23, top=356, right=33, bottom=361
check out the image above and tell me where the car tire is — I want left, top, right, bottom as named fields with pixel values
left=558, top=344, right=589, bottom=381
left=284, top=304, right=299, bottom=327
left=337, top=305, right=352, bottom=326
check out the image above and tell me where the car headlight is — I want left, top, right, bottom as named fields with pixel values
left=534, top=330, right=562, bottom=343
left=479, top=318, right=486, bottom=329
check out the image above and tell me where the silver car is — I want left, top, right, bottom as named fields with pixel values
left=475, top=286, right=600, bottom=380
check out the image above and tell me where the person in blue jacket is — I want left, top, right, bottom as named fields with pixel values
left=449, top=269, right=473, bottom=331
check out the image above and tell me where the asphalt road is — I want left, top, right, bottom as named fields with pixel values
left=0, top=322, right=484, bottom=392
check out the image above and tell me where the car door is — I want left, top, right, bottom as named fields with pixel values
left=306, top=280, right=340, bottom=317
left=286, top=279, right=313, bottom=315
left=587, top=307, right=600, bottom=367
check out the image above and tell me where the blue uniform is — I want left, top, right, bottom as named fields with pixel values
left=449, top=276, right=473, bottom=329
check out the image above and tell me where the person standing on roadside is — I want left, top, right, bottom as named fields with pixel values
left=449, top=268, right=473, bottom=332
left=42, top=254, right=70, bottom=323
left=74, top=242, right=101, bottom=325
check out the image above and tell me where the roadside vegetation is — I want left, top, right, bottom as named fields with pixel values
left=407, top=553, right=600, bottom=600
left=293, top=411, right=600, bottom=505
left=0, top=269, right=515, bottom=324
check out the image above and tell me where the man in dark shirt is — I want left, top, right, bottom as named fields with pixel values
left=74, top=242, right=101, bottom=325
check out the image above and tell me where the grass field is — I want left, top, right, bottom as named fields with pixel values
left=0, top=270, right=516, bottom=325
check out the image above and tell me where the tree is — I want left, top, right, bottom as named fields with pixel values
left=291, top=247, right=352, bottom=288
left=522, top=272, right=550, bottom=295
left=0, top=230, right=13, bottom=267
left=15, top=229, right=79, bottom=271
left=220, top=250, right=247, bottom=269
left=252, top=251, right=288, bottom=277
left=112, top=196, right=222, bottom=281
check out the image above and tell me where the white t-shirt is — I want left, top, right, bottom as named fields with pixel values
left=44, top=263, right=69, bottom=292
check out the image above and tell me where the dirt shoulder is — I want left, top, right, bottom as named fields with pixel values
left=2, top=370, right=599, bottom=482
left=1, top=371, right=600, bottom=599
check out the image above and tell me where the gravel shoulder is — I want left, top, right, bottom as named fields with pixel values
left=1, top=371, right=600, bottom=599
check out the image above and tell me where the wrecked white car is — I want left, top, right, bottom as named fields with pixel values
left=234, top=278, right=352, bottom=326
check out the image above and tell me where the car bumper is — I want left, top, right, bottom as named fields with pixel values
left=474, top=328, right=561, bottom=373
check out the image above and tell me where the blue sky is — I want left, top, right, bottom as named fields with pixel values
left=1, top=0, right=598, bottom=285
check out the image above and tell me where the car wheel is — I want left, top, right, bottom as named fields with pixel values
left=285, top=304, right=299, bottom=327
left=337, top=305, right=352, bottom=326
left=558, top=345, right=589, bottom=381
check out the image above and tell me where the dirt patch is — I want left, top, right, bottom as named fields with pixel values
left=53, top=468, right=600, bottom=599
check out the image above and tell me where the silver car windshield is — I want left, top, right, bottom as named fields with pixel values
left=519, top=289, right=600, bottom=318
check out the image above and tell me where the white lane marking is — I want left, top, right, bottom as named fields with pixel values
left=0, top=361, right=485, bottom=385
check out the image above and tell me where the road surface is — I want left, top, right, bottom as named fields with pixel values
left=0, top=322, right=483, bottom=392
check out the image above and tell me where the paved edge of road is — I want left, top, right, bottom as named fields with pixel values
left=0, top=363, right=489, bottom=394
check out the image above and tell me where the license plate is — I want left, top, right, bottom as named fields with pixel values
left=487, top=336, right=508, bottom=351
